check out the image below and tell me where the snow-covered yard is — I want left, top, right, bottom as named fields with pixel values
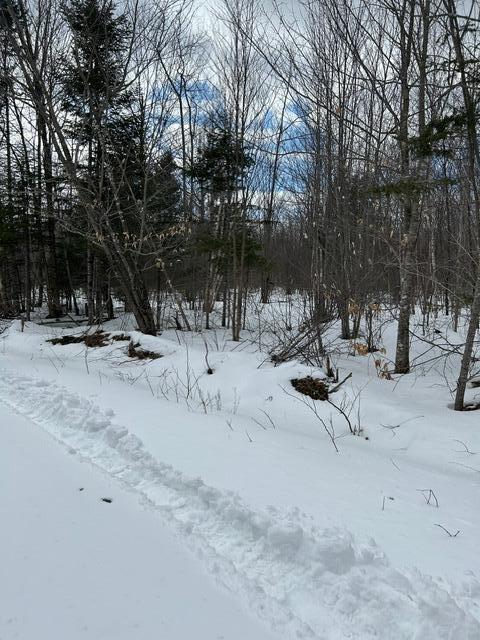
left=0, top=402, right=278, bottom=640
left=1, top=308, right=480, bottom=639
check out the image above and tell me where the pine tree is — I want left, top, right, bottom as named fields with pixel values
left=187, top=128, right=253, bottom=199
left=187, top=125, right=255, bottom=333
left=60, top=0, right=157, bottom=334
left=61, top=0, right=131, bottom=148
left=0, top=0, right=20, bottom=317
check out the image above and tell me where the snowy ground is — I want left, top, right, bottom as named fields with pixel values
left=0, top=403, right=278, bottom=640
left=1, top=304, right=480, bottom=639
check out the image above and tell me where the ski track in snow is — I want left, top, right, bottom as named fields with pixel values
left=1, top=370, right=478, bottom=640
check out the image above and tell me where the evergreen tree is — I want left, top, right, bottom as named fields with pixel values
left=186, top=124, right=256, bottom=332
left=187, top=127, right=253, bottom=199
left=61, top=0, right=131, bottom=149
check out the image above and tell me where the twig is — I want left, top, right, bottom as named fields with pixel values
left=453, top=439, right=478, bottom=455
left=381, top=415, right=424, bottom=434
left=251, top=417, right=267, bottom=431
left=84, top=346, right=90, bottom=375
left=327, top=397, right=354, bottom=435
left=282, top=385, right=339, bottom=451
left=382, top=495, right=394, bottom=511
left=417, top=489, right=439, bottom=507
left=203, top=335, right=214, bottom=374
left=258, top=409, right=276, bottom=429
left=329, top=372, right=353, bottom=394
left=390, top=457, right=401, bottom=471
left=434, top=524, right=460, bottom=537
left=450, top=461, right=480, bottom=473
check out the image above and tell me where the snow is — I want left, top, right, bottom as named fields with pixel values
left=0, top=403, right=278, bottom=640
left=1, top=308, right=480, bottom=638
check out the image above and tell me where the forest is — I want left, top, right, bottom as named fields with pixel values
left=3, top=2, right=480, bottom=638
left=1, top=0, right=480, bottom=412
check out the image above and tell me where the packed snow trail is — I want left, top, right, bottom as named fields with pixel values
left=0, top=371, right=478, bottom=639
left=0, top=402, right=282, bottom=640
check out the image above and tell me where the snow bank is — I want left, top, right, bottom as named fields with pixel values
left=0, top=371, right=477, bottom=639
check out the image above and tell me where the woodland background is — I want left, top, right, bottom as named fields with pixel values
left=1, top=0, right=480, bottom=409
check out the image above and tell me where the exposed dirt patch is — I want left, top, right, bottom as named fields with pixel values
left=47, top=334, right=85, bottom=346
left=48, top=330, right=109, bottom=347
left=83, top=331, right=111, bottom=348
left=47, top=331, right=162, bottom=359
left=291, top=376, right=329, bottom=401
left=127, top=340, right=162, bottom=360
left=48, top=330, right=122, bottom=348
left=462, top=402, right=480, bottom=411
left=110, top=333, right=130, bottom=342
